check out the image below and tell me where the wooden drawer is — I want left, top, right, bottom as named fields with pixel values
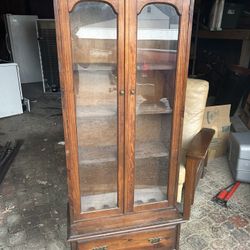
left=77, top=226, right=178, bottom=250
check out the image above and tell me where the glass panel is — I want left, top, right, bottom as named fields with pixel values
left=70, top=2, right=118, bottom=212
left=134, top=4, right=179, bottom=205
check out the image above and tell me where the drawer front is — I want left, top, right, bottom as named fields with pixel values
left=77, top=226, right=178, bottom=250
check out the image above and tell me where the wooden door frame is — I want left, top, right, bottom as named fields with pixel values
left=124, top=0, right=194, bottom=212
left=54, top=0, right=194, bottom=223
left=54, top=0, right=125, bottom=222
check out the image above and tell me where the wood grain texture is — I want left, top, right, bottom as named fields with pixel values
left=70, top=208, right=182, bottom=240
left=183, top=157, right=198, bottom=220
left=168, top=0, right=194, bottom=207
left=124, top=0, right=137, bottom=213
left=137, top=0, right=182, bottom=14
left=134, top=201, right=169, bottom=212
left=166, top=0, right=193, bottom=207
left=117, top=0, right=125, bottom=217
left=54, top=0, right=82, bottom=221
left=77, top=226, right=177, bottom=249
left=68, top=0, right=119, bottom=13
left=183, top=128, right=214, bottom=220
left=187, top=128, right=215, bottom=159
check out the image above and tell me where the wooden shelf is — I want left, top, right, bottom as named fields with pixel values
left=81, top=187, right=167, bottom=211
left=76, top=102, right=172, bottom=118
left=134, top=187, right=166, bottom=205
left=79, top=142, right=168, bottom=165
left=135, top=142, right=169, bottom=159
left=74, top=62, right=175, bottom=71
left=76, top=105, right=116, bottom=118
left=74, top=64, right=115, bottom=71
left=79, top=145, right=117, bottom=165
left=198, top=29, right=250, bottom=41
left=137, top=102, right=172, bottom=115
left=81, top=192, right=117, bottom=211
left=137, top=64, right=175, bottom=71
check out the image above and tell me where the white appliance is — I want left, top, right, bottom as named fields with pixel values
left=36, top=19, right=60, bottom=92
left=0, top=63, right=23, bottom=118
left=5, top=14, right=43, bottom=84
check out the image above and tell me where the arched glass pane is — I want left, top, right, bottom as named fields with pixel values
left=134, top=4, right=179, bottom=205
left=70, top=2, right=118, bottom=212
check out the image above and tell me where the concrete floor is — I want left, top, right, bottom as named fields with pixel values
left=0, top=86, right=249, bottom=249
left=0, top=86, right=69, bottom=249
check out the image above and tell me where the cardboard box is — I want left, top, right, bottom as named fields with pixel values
left=202, top=105, right=231, bottom=160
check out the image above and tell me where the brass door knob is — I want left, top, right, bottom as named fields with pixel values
left=120, top=90, right=125, bottom=96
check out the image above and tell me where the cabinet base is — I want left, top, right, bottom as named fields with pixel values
left=71, top=224, right=181, bottom=250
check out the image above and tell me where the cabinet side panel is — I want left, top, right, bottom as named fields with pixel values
left=54, top=0, right=81, bottom=219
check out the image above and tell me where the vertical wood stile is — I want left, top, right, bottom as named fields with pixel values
left=169, top=0, right=195, bottom=205
left=117, top=0, right=125, bottom=211
left=54, top=0, right=81, bottom=220
left=167, top=0, right=192, bottom=206
left=124, top=0, right=137, bottom=212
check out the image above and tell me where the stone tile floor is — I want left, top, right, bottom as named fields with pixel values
left=180, top=156, right=250, bottom=250
left=0, top=92, right=249, bottom=249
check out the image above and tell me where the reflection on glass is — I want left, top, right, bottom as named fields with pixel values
left=70, top=2, right=118, bottom=212
left=134, top=4, right=179, bottom=205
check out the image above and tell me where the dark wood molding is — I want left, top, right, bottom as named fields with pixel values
left=137, top=0, right=182, bottom=15
left=183, top=128, right=215, bottom=220
left=68, top=0, right=119, bottom=13
left=187, top=128, right=215, bottom=159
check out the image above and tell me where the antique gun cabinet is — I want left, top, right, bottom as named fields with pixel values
left=54, top=0, right=194, bottom=249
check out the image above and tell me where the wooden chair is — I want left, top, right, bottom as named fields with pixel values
left=178, top=78, right=215, bottom=219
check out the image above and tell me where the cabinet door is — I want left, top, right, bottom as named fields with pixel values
left=134, top=2, right=180, bottom=207
left=125, top=0, right=190, bottom=211
left=55, top=0, right=125, bottom=219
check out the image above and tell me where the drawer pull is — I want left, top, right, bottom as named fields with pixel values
left=148, top=237, right=161, bottom=245
left=92, top=246, right=108, bottom=250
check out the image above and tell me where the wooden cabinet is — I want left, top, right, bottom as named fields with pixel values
left=54, top=0, right=194, bottom=249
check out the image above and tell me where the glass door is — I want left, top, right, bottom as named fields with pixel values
left=69, top=1, right=122, bottom=213
left=134, top=3, right=179, bottom=206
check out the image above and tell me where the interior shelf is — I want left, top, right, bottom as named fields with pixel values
left=79, top=145, right=117, bottom=165
left=135, top=142, right=169, bottom=159
left=76, top=105, right=116, bottom=118
left=76, top=102, right=172, bottom=118
left=74, top=64, right=116, bottom=72
left=81, top=186, right=167, bottom=211
left=79, top=142, right=169, bottom=165
left=137, top=63, right=175, bottom=71
left=137, top=102, right=172, bottom=115
left=81, top=192, right=117, bottom=211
